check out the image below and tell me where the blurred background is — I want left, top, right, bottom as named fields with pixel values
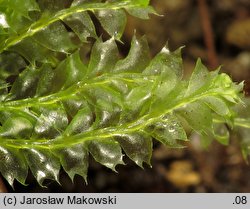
left=2, top=0, right=250, bottom=192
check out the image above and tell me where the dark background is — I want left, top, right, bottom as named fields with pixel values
left=2, top=0, right=250, bottom=192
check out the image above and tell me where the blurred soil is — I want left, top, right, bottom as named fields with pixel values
left=3, top=0, right=250, bottom=192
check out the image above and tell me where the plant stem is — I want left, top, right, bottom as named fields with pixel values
left=0, top=176, right=7, bottom=193
left=197, top=0, right=218, bottom=69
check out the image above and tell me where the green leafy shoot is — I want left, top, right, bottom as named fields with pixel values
left=0, top=34, right=243, bottom=187
left=0, top=0, right=247, bottom=188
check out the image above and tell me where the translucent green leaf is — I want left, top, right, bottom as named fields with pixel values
left=9, top=66, right=41, bottom=100
left=88, top=38, right=119, bottom=77
left=37, top=0, right=69, bottom=12
left=9, top=38, right=57, bottom=65
left=64, top=12, right=97, bottom=42
left=144, top=46, right=183, bottom=78
left=51, top=51, right=87, bottom=92
left=96, top=9, right=126, bottom=39
left=185, top=59, right=218, bottom=96
left=0, top=147, right=28, bottom=186
left=113, top=36, right=150, bottom=73
left=177, top=101, right=213, bottom=134
left=143, top=46, right=183, bottom=100
left=0, top=117, right=33, bottom=139
left=64, top=105, right=93, bottom=136
left=148, top=114, right=187, bottom=147
left=125, top=83, right=153, bottom=111
left=22, top=148, right=60, bottom=186
left=127, top=6, right=157, bottom=19
left=35, top=64, right=55, bottom=97
left=0, top=110, right=36, bottom=129
left=71, top=0, right=103, bottom=7
left=33, top=22, right=75, bottom=53
left=53, top=144, right=89, bottom=181
left=213, top=123, right=230, bottom=145
left=93, top=98, right=121, bottom=128
left=115, top=133, right=152, bottom=167
left=201, top=96, right=230, bottom=116
left=88, top=138, right=124, bottom=171
left=32, top=105, right=68, bottom=139
left=0, top=80, right=8, bottom=102
left=231, top=99, right=250, bottom=160
left=0, top=52, right=26, bottom=80
left=62, top=98, right=86, bottom=118
left=132, top=0, right=150, bottom=6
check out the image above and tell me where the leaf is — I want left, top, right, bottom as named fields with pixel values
left=0, top=52, right=26, bottom=80
left=50, top=50, right=87, bottom=92
left=64, top=105, right=93, bottom=137
left=0, top=117, right=33, bottom=139
left=113, top=35, right=150, bottom=73
left=127, top=6, right=157, bottom=19
left=213, top=123, right=230, bottom=145
left=88, top=38, right=119, bottom=77
left=63, top=12, right=97, bottom=42
left=53, top=144, right=89, bottom=182
left=115, top=133, right=152, bottom=167
left=0, top=147, right=28, bottom=187
left=32, top=105, right=68, bottom=139
left=33, top=21, right=75, bottom=53
left=9, top=38, right=58, bottom=65
left=37, top=0, right=69, bottom=12
left=201, top=96, right=230, bottom=116
left=232, top=99, right=250, bottom=161
left=96, top=9, right=127, bottom=39
left=88, top=138, right=124, bottom=171
left=177, top=102, right=213, bottom=134
left=9, top=66, right=41, bottom=100
left=22, top=148, right=60, bottom=186
left=185, top=59, right=217, bottom=96
left=125, top=83, right=153, bottom=113
left=147, top=114, right=187, bottom=148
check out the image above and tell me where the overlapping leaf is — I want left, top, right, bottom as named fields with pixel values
left=1, top=0, right=152, bottom=76
left=0, top=0, right=154, bottom=78
left=0, top=33, right=243, bottom=186
left=0, top=0, right=154, bottom=51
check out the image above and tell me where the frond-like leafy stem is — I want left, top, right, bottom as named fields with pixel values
left=0, top=0, right=151, bottom=52
left=0, top=0, right=248, bottom=188
left=0, top=35, right=243, bottom=186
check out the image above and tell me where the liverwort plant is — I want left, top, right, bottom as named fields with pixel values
left=0, top=0, right=249, bottom=188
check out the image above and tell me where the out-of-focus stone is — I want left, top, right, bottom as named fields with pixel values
left=226, top=19, right=250, bottom=49
left=165, top=161, right=201, bottom=188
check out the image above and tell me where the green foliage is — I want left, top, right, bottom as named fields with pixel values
left=232, top=98, right=250, bottom=160
left=0, top=0, right=248, bottom=187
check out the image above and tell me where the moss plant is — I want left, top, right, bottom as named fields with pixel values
left=0, top=0, right=249, bottom=187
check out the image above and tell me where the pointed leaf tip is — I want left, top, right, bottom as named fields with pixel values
left=88, top=139, right=124, bottom=171
left=22, top=148, right=60, bottom=186
left=115, top=133, right=152, bottom=167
